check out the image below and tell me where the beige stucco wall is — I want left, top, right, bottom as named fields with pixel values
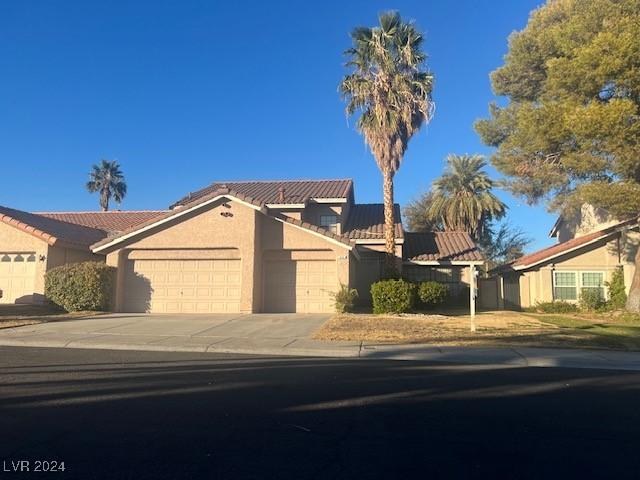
left=301, top=203, right=344, bottom=234
left=555, top=204, right=619, bottom=243
left=103, top=197, right=353, bottom=313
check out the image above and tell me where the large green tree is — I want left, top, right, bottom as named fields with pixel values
left=403, top=190, right=443, bottom=233
left=86, top=159, right=127, bottom=211
left=427, top=154, right=506, bottom=240
left=340, top=11, right=434, bottom=274
left=475, top=0, right=640, bottom=311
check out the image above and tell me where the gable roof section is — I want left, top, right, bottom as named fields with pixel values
left=91, top=186, right=354, bottom=252
left=343, top=204, right=403, bottom=241
left=0, top=205, right=108, bottom=250
left=171, top=179, right=353, bottom=208
left=36, top=211, right=167, bottom=234
left=498, top=217, right=638, bottom=272
left=404, top=231, right=483, bottom=263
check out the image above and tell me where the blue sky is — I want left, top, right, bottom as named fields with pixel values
left=0, top=0, right=555, bottom=251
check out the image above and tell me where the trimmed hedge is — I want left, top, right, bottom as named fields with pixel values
left=45, top=261, right=115, bottom=312
left=371, top=279, right=417, bottom=314
left=418, top=281, right=449, bottom=308
left=579, top=288, right=606, bottom=312
left=527, top=301, right=578, bottom=314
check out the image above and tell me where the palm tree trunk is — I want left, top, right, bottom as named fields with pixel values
left=382, top=169, right=398, bottom=277
left=101, top=188, right=109, bottom=212
left=626, top=246, right=640, bottom=313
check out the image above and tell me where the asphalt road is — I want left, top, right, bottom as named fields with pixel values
left=1, top=347, right=639, bottom=480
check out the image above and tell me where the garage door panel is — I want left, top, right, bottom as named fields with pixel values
left=264, top=259, right=337, bottom=313
left=0, top=252, right=37, bottom=304
left=124, top=258, right=241, bottom=313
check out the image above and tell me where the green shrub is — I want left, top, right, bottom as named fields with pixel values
left=370, top=279, right=417, bottom=314
left=45, top=262, right=115, bottom=312
left=530, top=301, right=578, bottom=314
left=418, top=281, right=449, bottom=308
left=605, top=266, right=627, bottom=310
left=331, top=284, right=358, bottom=313
left=579, top=288, right=606, bottom=312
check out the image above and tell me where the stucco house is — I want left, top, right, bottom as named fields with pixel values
left=489, top=205, right=639, bottom=310
left=1, top=179, right=482, bottom=313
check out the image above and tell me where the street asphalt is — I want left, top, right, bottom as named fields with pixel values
left=1, top=346, right=640, bottom=479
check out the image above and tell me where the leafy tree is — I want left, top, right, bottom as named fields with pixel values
left=475, top=0, right=640, bottom=312
left=86, top=160, right=127, bottom=211
left=340, top=11, right=434, bottom=275
left=403, top=190, right=443, bottom=232
left=427, top=154, right=506, bottom=240
left=478, top=222, right=532, bottom=268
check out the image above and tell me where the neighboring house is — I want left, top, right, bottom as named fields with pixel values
left=0, top=179, right=483, bottom=313
left=490, top=205, right=639, bottom=309
left=0, top=207, right=164, bottom=304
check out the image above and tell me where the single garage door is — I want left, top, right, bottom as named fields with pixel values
left=0, top=252, right=37, bottom=304
left=124, top=258, right=241, bottom=313
left=263, top=260, right=337, bottom=313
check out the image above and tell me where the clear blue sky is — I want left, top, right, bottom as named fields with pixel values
left=0, top=0, right=555, bottom=251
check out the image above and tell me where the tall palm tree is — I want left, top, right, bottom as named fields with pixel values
left=340, top=11, right=434, bottom=275
left=86, top=160, right=127, bottom=211
left=428, top=154, right=506, bottom=239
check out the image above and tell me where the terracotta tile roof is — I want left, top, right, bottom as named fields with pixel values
left=171, top=179, right=353, bottom=208
left=503, top=217, right=639, bottom=271
left=343, top=204, right=403, bottom=240
left=36, top=211, right=167, bottom=234
left=92, top=186, right=354, bottom=251
left=404, top=231, right=483, bottom=262
left=0, top=205, right=108, bottom=250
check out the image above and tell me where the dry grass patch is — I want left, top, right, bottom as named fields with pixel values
left=0, top=304, right=99, bottom=330
left=314, top=311, right=557, bottom=344
left=313, top=311, right=640, bottom=351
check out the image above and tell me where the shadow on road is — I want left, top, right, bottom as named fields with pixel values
left=1, top=347, right=639, bottom=479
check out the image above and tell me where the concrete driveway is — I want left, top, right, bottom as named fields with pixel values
left=0, top=313, right=360, bottom=356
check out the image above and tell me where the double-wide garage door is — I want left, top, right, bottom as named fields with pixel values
left=0, top=252, right=36, bottom=304
left=263, top=260, right=337, bottom=313
left=124, top=259, right=241, bottom=313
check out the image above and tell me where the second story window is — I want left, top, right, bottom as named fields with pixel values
left=320, top=214, right=339, bottom=233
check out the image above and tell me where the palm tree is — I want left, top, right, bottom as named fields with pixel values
left=86, top=160, right=127, bottom=211
left=340, top=11, right=434, bottom=275
left=428, top=154, right=506, bottom=239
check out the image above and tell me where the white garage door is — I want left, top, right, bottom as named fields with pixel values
left=124, top=259, right=241, bottom=313
left=0, top=252, right=37, bottom=304
left=263, top=260, right=337, bottom=313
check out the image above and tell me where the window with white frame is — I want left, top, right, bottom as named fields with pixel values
left=320, top=214, right=339, bottom=233
left=553, top=271, right=605, bottom=302
left=580, top=272, right=605, bottom=298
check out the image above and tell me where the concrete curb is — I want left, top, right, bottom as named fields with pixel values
left=2, top=335, right=640, bottom=370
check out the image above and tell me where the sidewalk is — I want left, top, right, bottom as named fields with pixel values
left=1, top=315, right=640, bottom=371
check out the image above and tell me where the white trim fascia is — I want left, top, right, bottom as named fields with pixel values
left=265, top=203, right=306, bottom=209
left=511, top=229, right=626, bottom=271
left=403, top=260, right=484, bottom=266
left=92, top=194, right=265, bottom=253
left=354, top=238, right=405, bottom=245
left=548, top=216, right=563, bottom=238
left=270, top=216, right=356, bottom=254
left=310, top=198, right=348, bottom=204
